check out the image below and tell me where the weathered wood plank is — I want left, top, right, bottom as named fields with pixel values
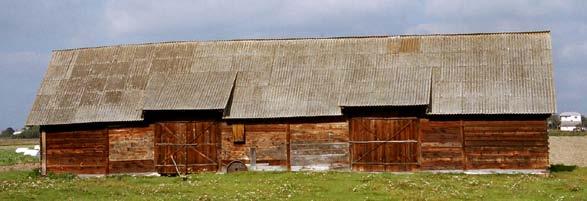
left=46, top=128, right=108, bottom=174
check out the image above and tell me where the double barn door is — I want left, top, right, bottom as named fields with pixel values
left=350, top=118, right=420, bottom=172
left=155, top=121, right=220, bottom=174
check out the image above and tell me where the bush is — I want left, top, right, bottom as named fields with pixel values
left=0, top=127, right=15, bottom=138
left=13, top=126, right=40, bottom=139
left=549, top=164, right=577, bottom=172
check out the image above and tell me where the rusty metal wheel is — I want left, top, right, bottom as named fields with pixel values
left=226, top=160, right=247, bottom=173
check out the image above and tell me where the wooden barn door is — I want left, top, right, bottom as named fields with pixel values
left=350, top=118, right=420, bottom=172
left=155, top=121, right=220, bottom=174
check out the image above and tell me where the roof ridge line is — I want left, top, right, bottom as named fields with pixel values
left=52, top=30, right=550, bottom=52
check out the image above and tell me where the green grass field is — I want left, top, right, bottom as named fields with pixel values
left=0, top=168, right=585, bottom=201
left=0, top=149, right=38, bottom=166
left=548, top=130, right=587, bottom=136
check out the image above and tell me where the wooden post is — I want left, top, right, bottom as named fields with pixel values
left=250, top=147, right=256, bottom=171
left=41, top=130, right=47, bottom=176
left=217, top=122, right=222, bottom=172
left=105, top=129, right=109, bottom=175
left=417, top=119, right=422, bottom=168
left=461, top=120, right=467, bottom=170
left=286, top=124, right=291, bottom=171
left=349, top=118, right=353, bottom=172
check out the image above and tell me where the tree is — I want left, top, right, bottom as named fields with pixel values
left=547, top=114, right=560, bottom=130
left=12, top=126, right=40, bottom=139
left=0, top=127, right=15, bottom=138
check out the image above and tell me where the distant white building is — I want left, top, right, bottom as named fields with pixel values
left=560, top=112, right=582, bottom=131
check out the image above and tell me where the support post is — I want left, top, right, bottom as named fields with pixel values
left=286, top=124, right=291, bottom=171
left=250, top=147, right=256, bottom=171
left=41, top=130, right=47, bottom=176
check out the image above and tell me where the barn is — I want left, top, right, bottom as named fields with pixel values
left=27, top=31, right=555, bottom=175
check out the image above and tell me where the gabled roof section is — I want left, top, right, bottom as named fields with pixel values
left=26, top=31, right=556, bottom=125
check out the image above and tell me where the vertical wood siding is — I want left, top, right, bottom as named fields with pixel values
left=350, top=118, right=420, bottom=172
left=155, top=121, right=220, bottom=174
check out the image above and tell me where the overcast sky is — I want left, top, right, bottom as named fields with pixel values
left=1, top=0, right=586, bottom=129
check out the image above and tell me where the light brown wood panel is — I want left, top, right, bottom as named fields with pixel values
left=220, top=123, right=288, bottom=167
left=289, top=122, right=350, bottom=171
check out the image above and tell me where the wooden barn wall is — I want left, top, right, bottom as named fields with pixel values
left=42, top=116, right=548, bottom=175
left=108, top=126, right=155, bottom=173
left=45, top=129, right=108, bottom=174
left=420, top=119, right=549, bottom=171
left=419, top=119, right=464, bottom=170
left=220, top=123, right=289, bottom=170
left=290, top=122, right=349, bottom=171
left=463, top=120, right=549, bottom=170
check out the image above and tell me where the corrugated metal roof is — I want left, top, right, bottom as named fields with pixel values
left=144, top=72, right=236, bottom=110
left=428, top=33, right=555, bottom=114
left=26, top=31, right=556, bottom=125
left=227, top=69, right=344, bottom=119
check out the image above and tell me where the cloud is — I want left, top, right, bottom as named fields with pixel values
left=0, top=51, right=49, bottom=129
left=1, top=1, right=587, bottom=128
left=424, top=0, right=577, bottom=19
left=103, top=0, right=419, bottom=39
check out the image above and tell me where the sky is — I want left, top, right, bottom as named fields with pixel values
left=1, top=0, right=586, bottom=129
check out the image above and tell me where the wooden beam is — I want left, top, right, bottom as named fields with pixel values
left=461, top=120, right=467, bottom=170
left=352, top=162, right=419, bottom=165
left=286, top=124, right=291, bottom=171
left=417, top=119, right=422, bottom=167
left=349, top=140, right=418, bottom=143
left=105, top=129, right=109, bottom=175
left=41, top=130, right=46, bottom=176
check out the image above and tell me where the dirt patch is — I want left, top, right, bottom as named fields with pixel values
left=0, top=163, right=39, bottom=172
left=549, top=136, right=587, bottom=167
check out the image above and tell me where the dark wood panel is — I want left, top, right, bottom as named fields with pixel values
left=419, top=119, right=464, bottom=170
left=463, top=120, right=549, bottom=170
left=109, top=160, right=155, bottom=173
left=46, top=129, right=108, bottom=174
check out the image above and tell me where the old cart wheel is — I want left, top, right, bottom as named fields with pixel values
left=226, top=161, right=247, bottom=173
